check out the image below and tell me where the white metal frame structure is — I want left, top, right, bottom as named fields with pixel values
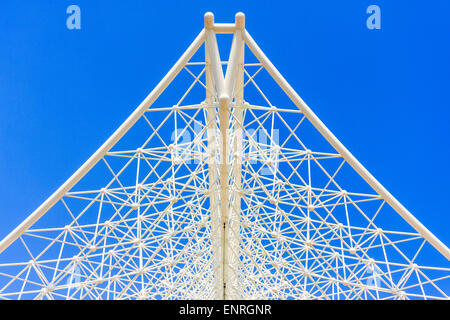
left=0, top=13, right=449, bottom=300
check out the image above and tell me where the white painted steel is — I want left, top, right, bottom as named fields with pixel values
left=243, top=29, right=450, bottom=261
left=0, top=12, right=449, bottom=301
left=0, top=29, right=207, bottom=255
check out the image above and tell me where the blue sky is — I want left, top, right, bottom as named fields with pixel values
left=0, top=0, right=449, bottom=263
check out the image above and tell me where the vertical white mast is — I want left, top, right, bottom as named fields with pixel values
left=227, top=13, right=245, bottom=299
left=205, top=12, right=245, bottom=299
left=204, top=12, right=223, bottom=299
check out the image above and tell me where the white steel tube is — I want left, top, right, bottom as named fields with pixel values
left=227, top=21, right=245, bottom=299
left=206, top=29, right=225, bottom=95
left=224, top=29, right=243, bottom=97
left=204, top=12, right=224, bottom=299
left=223, top=12, right=245, bottom=300
left=0, top=29, right=206, bottom=255
left=243, top=30, right=450, bottom=261
left=218, top=94, right=230, bottom=300
left=213, top=23, right=236, bottom=34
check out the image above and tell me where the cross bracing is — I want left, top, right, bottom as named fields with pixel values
left=0, top=13, right=449, bottom=300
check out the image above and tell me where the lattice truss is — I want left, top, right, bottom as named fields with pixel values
left=0, top=13, right=449, bottom=300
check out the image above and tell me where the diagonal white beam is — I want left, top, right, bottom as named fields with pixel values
left=224, top=29, right=244, bottom=97
left=205, top=27, right=225, bottom=95
left=243, top=29, right=450, bottom=261
left=0, top=29, right=207, bottom=255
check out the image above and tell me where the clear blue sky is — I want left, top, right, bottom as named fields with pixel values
left=0, top=0, right=449, bottom=262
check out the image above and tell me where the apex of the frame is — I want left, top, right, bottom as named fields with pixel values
left=204, top=12, right=245, bottom=31
left=235, top=12, right=245, bottom=30
left=204, top=12, right=214, bottom=29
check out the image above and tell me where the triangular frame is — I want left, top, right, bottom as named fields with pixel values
left=0, top=12, right=449, bottom=300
